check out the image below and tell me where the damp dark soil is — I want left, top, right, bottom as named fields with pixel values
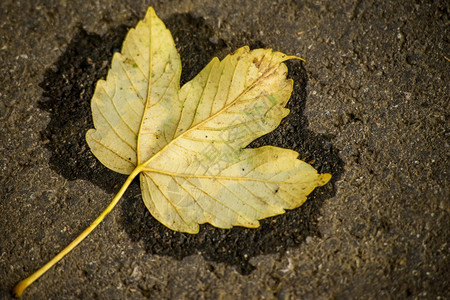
left=1, top=1, right=448, bottom=299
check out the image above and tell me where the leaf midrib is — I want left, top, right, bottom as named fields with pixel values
left=136, top=12, right=154, bottom=165
left=141, top=167, right=300, bottom=184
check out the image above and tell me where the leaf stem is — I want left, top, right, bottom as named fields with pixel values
left=13, top=166, right=143, bottom=297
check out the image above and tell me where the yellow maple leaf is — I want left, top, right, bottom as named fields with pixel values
left=14, top=7, right=330, bottom=297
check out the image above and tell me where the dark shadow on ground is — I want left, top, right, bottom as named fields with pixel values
left=39, top=13, right=343, bottom=275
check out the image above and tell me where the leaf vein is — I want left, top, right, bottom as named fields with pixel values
left=147, top=174, right=192, bottom=227
left=101, top=79, right=139, bottom=136
left=117, top=57, right=146, bottom=103
left=89, top=135, right=135, bottom=167
left=217, top=179, right=261, bottom=217
left=93, top=96, right=137, bottom=151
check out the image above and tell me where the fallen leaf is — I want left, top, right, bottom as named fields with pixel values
left=86, top=7, right=330, bottom=233
left=14, top=7, right=330, bottom=296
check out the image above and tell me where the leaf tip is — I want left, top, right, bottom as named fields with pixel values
left=318, top=173, right=332, bottom=186
left=145, top=6, right=156, bottom=17
left=284, top=55, right=305, bottom=62
left=181, top=224, right=200, bottom=234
